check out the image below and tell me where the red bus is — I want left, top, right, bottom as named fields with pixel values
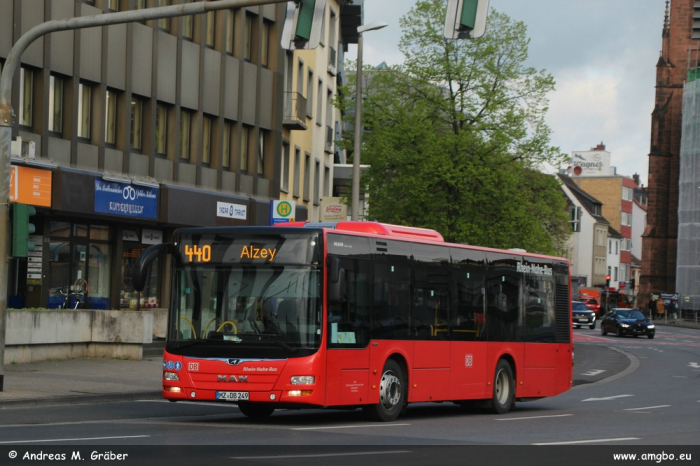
left=133, top=221, right=573, bottom=421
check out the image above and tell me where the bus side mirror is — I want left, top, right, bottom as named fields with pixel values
left=327, top=256, right=346, bottom=304
left=133, top=243, right=171, bottom=292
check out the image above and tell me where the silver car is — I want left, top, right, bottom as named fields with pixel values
left=572, top=301, right=596, bottom=329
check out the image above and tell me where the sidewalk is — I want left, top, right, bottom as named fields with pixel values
left=0, top=357, right=163, bottom=408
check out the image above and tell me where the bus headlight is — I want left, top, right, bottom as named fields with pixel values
left=290, top=376, right=315, bottom=385
left=164, top=372, right=180, bottom=381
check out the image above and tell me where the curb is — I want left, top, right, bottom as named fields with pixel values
left=0, top=390, right=162, bottom=409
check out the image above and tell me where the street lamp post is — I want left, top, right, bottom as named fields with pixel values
left=351, top=21, right=387, bottom=221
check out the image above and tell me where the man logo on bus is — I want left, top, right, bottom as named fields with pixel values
left=277, top=201, right=292, bottom=217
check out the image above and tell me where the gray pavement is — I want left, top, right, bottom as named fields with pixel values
left=0, top=318, right=698, bottom=409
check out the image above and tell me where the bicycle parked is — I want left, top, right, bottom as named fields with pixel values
left=56, top=278, right=89, bottom=309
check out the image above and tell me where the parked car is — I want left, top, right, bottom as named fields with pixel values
left=572, top=301, right=596, bottom=329
left=600, top=308, right=655, bottom=339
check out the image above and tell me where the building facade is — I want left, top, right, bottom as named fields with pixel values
left=2, top=0, right=302, bottom=310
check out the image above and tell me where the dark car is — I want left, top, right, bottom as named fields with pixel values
left=572, top=301, right=596, bottom=329
left=601, top=308, right=655, bottom=339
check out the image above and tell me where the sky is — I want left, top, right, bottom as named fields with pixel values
left=346, top=0, right=666, bottom=187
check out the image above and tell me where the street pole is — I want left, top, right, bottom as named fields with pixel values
left=0, top=0, right=289, bottom=391
left=351, top=35, right=364, bottom=221
left=350, top=21, right=387, bottom=222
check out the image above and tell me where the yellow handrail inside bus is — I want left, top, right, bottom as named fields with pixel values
left=180, top=316, right=196, bottom=340
left=216, top=321, right=238, bottom=334
left=202, top=317, right=221, bottom=338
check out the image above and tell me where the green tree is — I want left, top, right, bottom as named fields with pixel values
left=342, top=0, right=569, bottom=255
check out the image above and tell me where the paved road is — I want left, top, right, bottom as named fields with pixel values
left=0, top=325, right=697, bottom=464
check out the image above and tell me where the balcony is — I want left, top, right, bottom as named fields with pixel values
left=283, top=92, right=308, bottom=130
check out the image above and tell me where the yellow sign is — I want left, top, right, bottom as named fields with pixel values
left=321, top=197, right=347, bottom=222
left=184, top=244, right=211, bottom=263
left=10, top=165, right=52, bottom=207
left=240, top=245, right=277, bottom=262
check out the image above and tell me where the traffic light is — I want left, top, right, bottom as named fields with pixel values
left=12, top=203, right=37, bottom=257
left=280, top=0, right=327, bottom=50
left=605, top=275, right=611, bottom=288
left=444, top=0, right=490, bottom=39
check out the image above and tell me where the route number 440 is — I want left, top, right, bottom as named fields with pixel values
left=184, top=244, right=211, bottom=263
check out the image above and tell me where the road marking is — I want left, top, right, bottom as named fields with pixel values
left=496, top=414, right=573, bottom=421
left=532, top=437, right=640, bottom=445
left=291, top=424, right=411, bottom=431
left=0, top=435, right=149, bottom=444
left=582, top=394, right=634, bottom=402
left=624, top=405, right=670, bottom=411
left=581, top=369, right=606, bottom=376
left=689, top=362, right=700, bottom=369
left=232, top=451, right=412, bottom=459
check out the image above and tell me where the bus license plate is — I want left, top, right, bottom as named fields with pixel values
left=216, top=391, right=249, bottom=401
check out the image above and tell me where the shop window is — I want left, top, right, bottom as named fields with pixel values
left=121, top=229, right=162, bottom=309
left=47, top=222, right=112, bottom=310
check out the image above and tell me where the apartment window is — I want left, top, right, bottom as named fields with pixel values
left=180, top=110, right=192, bottom=160
left=608, top=240, right=612, bottom=254
left=293, top=148, right=300, bottom=198
left=307, top=69, right=314, bottom=119
left=48, top=75, right=64, bottom=134
left=222, top=121, right=233, bottom=168
left=157, top=0, right=170, bottom=30
left=244, top=13, right=253, bottom=61
left=108, top=0, right=119, bottom=11
left=257, top=130, right=266, bottom=175
left=614, top=267, right=618, bottom=282
left=595, top=227, right=606, bottom=247
left=607, top=266, right=611, bottom=277
left=328, top=9, right=337, bottom=71
left=281, top=142, right=290, bottom=192
left=615, top=241, right=619, bottom=255
left=205, top=10, right=216, bottom=48
left=303, top=153, right=311, bottom=201
left=240, top=125, right=250, bottom=172
left=202, top=115, right=213, bottom=164
left=19, top=67, right=33, bottom=127
left=316, top=79, right=323, bottom=126
left=105, top=90, right=118, bottom=145
left=77, top=82, right=92, bottom=139
left=225, top=10, right=235, bottom=55
left=314, top=159, right=321, bottom=205
left=130, top=96, right=144, bottom=150
left=622, top=186, right=634, bottom=202
left=155, top=103, right=168, bottom=155
left=324, top=165, right=330, bottom=197
left=182, top=0, right=193, bottom=40
left=261, top=20, right=270, bottom=66
left=621, top=211, right=632, bottom=227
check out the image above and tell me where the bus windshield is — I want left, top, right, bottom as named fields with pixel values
left=170, top=265, right=322, bottom=357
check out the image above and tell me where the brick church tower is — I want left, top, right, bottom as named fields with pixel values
left=640, top=0, right=695, bottom=303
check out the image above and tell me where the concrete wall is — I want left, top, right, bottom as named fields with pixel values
left=5, top=310, right=153, bottom=364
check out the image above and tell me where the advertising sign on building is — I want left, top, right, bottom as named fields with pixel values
left=142, top=229, right=163, bottom=245
left=270, top=200, right=295, bottom=225
left=569, top=149, right=612, bottom=177
left=216, top=202, right=247, bottom=220
left=94, top=179, right=158, bottom=219
left=10, top=165, right=52, bottom=207
left=321, top=197, right=347, bottom=222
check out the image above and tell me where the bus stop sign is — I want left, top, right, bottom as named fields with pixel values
left=270, top=200, right=296, bottom=225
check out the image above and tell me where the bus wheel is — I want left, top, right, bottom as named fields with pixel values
left=364, top=359, right=405, bottom=422
left=491, top=360, right=515, bottom=414
left=237, top=401, right=275, bottom=419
